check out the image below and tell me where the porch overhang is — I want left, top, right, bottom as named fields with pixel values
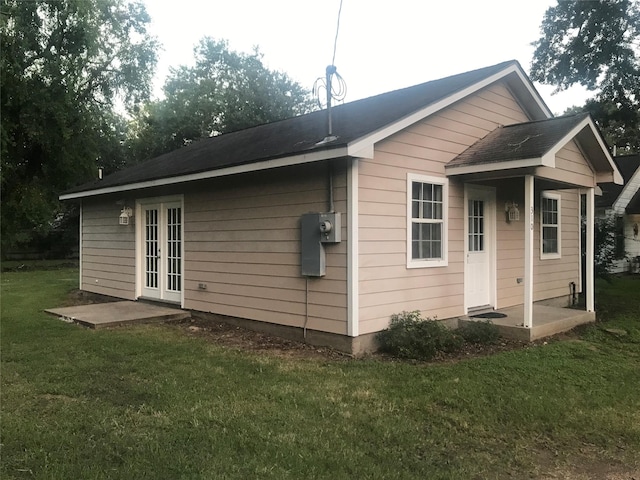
left=444, top=113, right=622, bottom=186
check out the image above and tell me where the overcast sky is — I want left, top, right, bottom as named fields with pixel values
left=143, top=0, right=591, bottom=115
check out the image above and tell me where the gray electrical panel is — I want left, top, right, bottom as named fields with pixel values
left=301, top=212, right=341, bottom=277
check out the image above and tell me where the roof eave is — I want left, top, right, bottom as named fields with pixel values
left=553, top=116, right=623, bottom=185
left=60, top=145, right=363, bottom=200
left=445, top=157, right=543, bottom=176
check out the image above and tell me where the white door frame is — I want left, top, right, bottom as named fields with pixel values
left=463, top=185, right=497, bottom=313
left=135, top=195, right=184, bottom=306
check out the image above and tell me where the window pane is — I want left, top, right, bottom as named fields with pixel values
left=434, top=203, right=442, bottom=220
left=412, top=200, right=420, bottom=219
left=411, top=221, right=443, bottom=259
left=412, top=182, right=421, bottom=201
left=424, top=202, right=433, bottom=219
left=543, top=226, right=558, bottom=254
left=433, top=184, right=442, bottom=202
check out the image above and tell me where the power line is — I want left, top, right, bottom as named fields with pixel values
left=332, top=0, right=344, bottom=66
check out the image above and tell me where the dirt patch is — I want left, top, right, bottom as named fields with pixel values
left=169, top=315, right=353, bottom=361
left=64, top=289, right=577, bottom=362
left=62, top=289, right=121, bottom=307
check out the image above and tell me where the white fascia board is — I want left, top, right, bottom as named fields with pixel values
left=445, top=157, right=542, bottom=176
left=543, top=116, right=622, bottom=185
left=511, top=68, right=554, bottom=119
left=60, top=147, right=349, bottom=200
left=348, top=63, right=550, bottom=155
left=586, top=117, right=622, bottom=184
left=613, top=167, right=640, bottom=211
left=347, top=143, right=374, bottom=159
left=543, top=117, right=592, bottom=161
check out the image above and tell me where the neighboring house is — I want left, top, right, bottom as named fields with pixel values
left=595, top=154, right=640, bottom=273
left=60, top=60, right=622, bottom=354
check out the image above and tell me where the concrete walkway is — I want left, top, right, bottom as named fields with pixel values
left=45, top=301, right=191, bottom=329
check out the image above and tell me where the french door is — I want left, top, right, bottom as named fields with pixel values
left=140, top=200, right=182, bottom=303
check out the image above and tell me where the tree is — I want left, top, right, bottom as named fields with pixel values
left=127, top=37, right=315, bottom=162
left=1, top=0, right=157, bottom=255
left=530, top=0, right=640, bottom=153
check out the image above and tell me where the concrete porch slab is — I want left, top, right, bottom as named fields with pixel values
left=45, top=301, right=191, bottom=329
left=460, top=304, right=595, bottom=342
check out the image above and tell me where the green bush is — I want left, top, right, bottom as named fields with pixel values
left=457, top=320, right=500, bottom=344
left=376, top=311, right=463, bottom=360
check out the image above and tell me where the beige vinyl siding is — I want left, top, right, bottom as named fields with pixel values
left=536, top=141, right=596, bottom=188
left=358, top=82, right=530, bottom=334
left=533, top=189, right=580, bottom=300
left=81, top=199, right=136, bottom=299
left=495, top=180, right=526, bottom=308
left=183, top=162, right=349, bottom=335
left=494, top=185, right=581, bottom=308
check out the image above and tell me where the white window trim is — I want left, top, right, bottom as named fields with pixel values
left=540, top=191, right=561, bottom=260
left=407, top=173, right=448, bottom=268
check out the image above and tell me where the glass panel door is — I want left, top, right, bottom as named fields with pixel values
left=145, top=207, right=159, bottom=292
left=140, top=200, right=182, bottom=303
left=166, top=206, right=182, bottom=294
left=468, top=200, right=484, bottom=252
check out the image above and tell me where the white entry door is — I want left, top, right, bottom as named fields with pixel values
left=464, top=187, right=495, bottom=312
left=140, top=201, right=182, bottom=303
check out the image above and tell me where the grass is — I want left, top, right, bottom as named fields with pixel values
left=1, top=267, right=639, bottom=479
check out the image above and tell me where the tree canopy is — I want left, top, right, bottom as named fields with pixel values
left=126, top=37, right=315, bottom=162
left=1, top=0, right=158, bottom=253
left=530, top=0, right=640, bottom=153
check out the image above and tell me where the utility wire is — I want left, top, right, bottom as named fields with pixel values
left=332, top=0, right=344, bottom=66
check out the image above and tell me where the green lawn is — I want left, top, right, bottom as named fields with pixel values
left=1, top=267, right=639, bottom=479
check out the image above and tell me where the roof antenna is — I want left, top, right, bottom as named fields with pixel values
left=313, top=0, right=347, bottom=145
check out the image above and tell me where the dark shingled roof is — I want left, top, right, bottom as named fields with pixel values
left=446, top=113, right=591, bottom=168
left=596, top=154, right=640, bottom=209
left=64, top=60, right=521, bottom=195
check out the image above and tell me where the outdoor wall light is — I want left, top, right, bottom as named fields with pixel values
left=505, top=202, right=520, bottom=223
left=119, top=207, right=133, bottom=225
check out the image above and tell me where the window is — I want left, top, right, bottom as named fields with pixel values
left=407, top=174, right=448, bottom=268
left=541, top=192, right=561, bottom=258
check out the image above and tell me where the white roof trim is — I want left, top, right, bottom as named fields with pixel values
left=60, top=147, right=351, bottom=200
left=613, top=164, right=640, bottom=212
left=445, top=157, right=543, bottom=176
left=347, top=64, right=552, bottom=156
left=553, top=116, right=621, bottom=185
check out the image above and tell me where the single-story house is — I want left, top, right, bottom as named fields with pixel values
left=596, top=154, right=640, bottom=273
left=61, top=60, right=622, bottom=354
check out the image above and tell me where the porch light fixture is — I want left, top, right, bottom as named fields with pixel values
left=505, top=202, right=520, bottom=223
left=119, top=207, right=133, bottom=225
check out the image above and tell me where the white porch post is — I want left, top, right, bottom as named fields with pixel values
left=585, top=187, right=595, bottom=312
left=524, top=175, right=534, bottom=328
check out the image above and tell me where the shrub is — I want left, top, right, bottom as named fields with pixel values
left=457, top=320, right=500, bottom=344
left=376, top=311, right=463, bottom=361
